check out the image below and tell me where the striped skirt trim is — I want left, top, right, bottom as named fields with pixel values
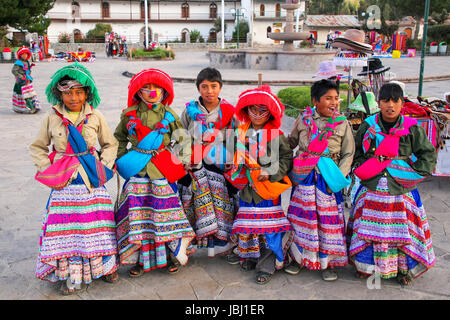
left=347, top=177, right=435, bottom=278
left=115, top=176, right=195, bottom=264
left=286, top=171, right=348, bottom=270
left=231, top=198, right=292, bottom=235
left=36, top=183, right=118, bottom=283
left=180, top=167, right=235, bottom=241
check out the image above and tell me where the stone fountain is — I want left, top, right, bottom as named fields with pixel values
left=267, top=0, right=310, bottom=51
left=209, top=0, right=335, bottom=71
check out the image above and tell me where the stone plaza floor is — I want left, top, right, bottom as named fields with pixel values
left=0, top=50, right=449, bottom=300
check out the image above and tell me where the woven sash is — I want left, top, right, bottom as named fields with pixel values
left=354, top=114, right=425, bottom=188
left=35, top=107, right=114, bottom=189
left=225, top=122, right=291, bottom=200
left=186, top=99, right=235, bottom=169
left=116, top=108, right=185, bottom=181
left=289, top=107, right=350, bottom=192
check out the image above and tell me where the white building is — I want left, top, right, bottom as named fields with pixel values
left=241, top=0, right=306, bottom=46
left=46, top=0, right=241, bottom=43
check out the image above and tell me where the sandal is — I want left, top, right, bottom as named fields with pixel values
left=102, top=271, right=119, bottom=283
left=397, top=273, right=413, bottom=286
left=322, top=269, right=338, bottom=281
left=167, top=258, right=180, bottom=274
left=60, top=279, right=82, bottom=296
left=256, top=272, right=272, bottom=285
left=240, top=259, right=256, bottom=272
left=128, top=265, right=144, bottom=278
left=60, top=282, right=75, bottom=296
left=225, top=253, right=240, bottom=265
left=284, top=261, right=302, bottom=275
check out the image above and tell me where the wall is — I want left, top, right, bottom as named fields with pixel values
left=47, top=0, right=238, bottom=44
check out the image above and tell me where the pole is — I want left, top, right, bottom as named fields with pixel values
left=418, top=0, right=430, bottom=97
left=236, top=9, right=240, bottom=49
left=221, top=0, right=225, bottom=49
left=144, top=0, right=149, bottom=49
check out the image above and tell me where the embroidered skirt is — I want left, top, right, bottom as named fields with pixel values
left=232, top=197, right=292, bottom=264
left=287, top=170, right=348, bottom=270
left=12, top=82, right=40, bottom=114
left=179, top=165, right=237, bottom=257
left=36, top=178, right=118, bottom=284
left=115, top=176, right=195, bottom=271
left=347, top=177, right=435, bottom=279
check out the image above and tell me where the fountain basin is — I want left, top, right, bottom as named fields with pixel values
left=267, top=31, right=310, bottom=41
left=209, top=49, right=335, bottom=71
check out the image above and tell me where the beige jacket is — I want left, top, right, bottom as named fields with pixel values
left=288, top=110, right=355, bottom=176
left=29, top=102, right=118, bottom=191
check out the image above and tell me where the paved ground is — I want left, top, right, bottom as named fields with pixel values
left=0, top=50, right=449, bottom=300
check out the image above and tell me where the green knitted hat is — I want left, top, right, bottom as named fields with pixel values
left=45, top=62, right=101, bottom=108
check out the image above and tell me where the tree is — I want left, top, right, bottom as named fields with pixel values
left=214, top=17, right=227, bottom=34
left=0, top=0, right=55, bottom=35
left=361, top=0, right=450, bottom=39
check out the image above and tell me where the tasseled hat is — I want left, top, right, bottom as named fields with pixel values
left=16, top=46, right=32, bottom=60
left=45, top=62, right=101, bottom=108
left=235, top=85, right=285, bottom=129
left=127, top=68, right=174, bottom=107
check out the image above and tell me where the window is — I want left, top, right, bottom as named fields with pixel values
left=181, top=3, right=189, bottom=18
left=260, top=4, right=265, bottom=17
left=101, top=2, right=110, bottom=18
left=140, top=1, right=151, bottom=19
left=210, top=3, right=217, bottom=19
left=71, top=2, right=80, bottom=18
left=275, top=4, right=281, bottom=17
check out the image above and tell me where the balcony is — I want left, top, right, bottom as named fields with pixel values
left=47, top=11, right=235, bottom=22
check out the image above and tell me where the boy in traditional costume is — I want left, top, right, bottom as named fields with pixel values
left=348, top=83, right=436, bottom=285
left=225, top=85, right=293, bottom=285
left=12, top=46, right=40, bottom=114
left=286, top=79, right=355, bottom=281
left=114, top=68, right=195, bottom=277
left=178, top=67, right=239, bottom=261
left=30, top=63, right=119, bottom=295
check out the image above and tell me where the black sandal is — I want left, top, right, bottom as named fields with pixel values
left=240, top=259, right=256, bottom=272
left=256, top=272, right=272, bottom=285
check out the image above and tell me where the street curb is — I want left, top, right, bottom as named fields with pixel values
left=171, top=74, right=450, bottom=86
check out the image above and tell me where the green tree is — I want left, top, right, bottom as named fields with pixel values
left=0, top=0, right=55, bottom=35
left=361, top=0, right=450, bottom=39
left=232, top=20, right=249, bottom=42
left=86, top=23, right=112, bottom=38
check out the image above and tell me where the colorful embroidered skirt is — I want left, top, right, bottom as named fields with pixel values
left=115, top=176, right=195, bottom=271
left=347, top=177, right=435, bottom=279
left=36, top=179, right=118, bottom=284
left=287, top=170, right=348, bottom=270
left=12, top=82, right=40, bottom=114
left=179, top=166, right=236, bottom=257
left=232, top=197, right=292, bottom=264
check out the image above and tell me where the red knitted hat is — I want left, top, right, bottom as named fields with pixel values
left=235, top=85, right=285, bottom=128
left=127, top=68, right=174, bottom=107
left=16, top=46, right=31, bottom=60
